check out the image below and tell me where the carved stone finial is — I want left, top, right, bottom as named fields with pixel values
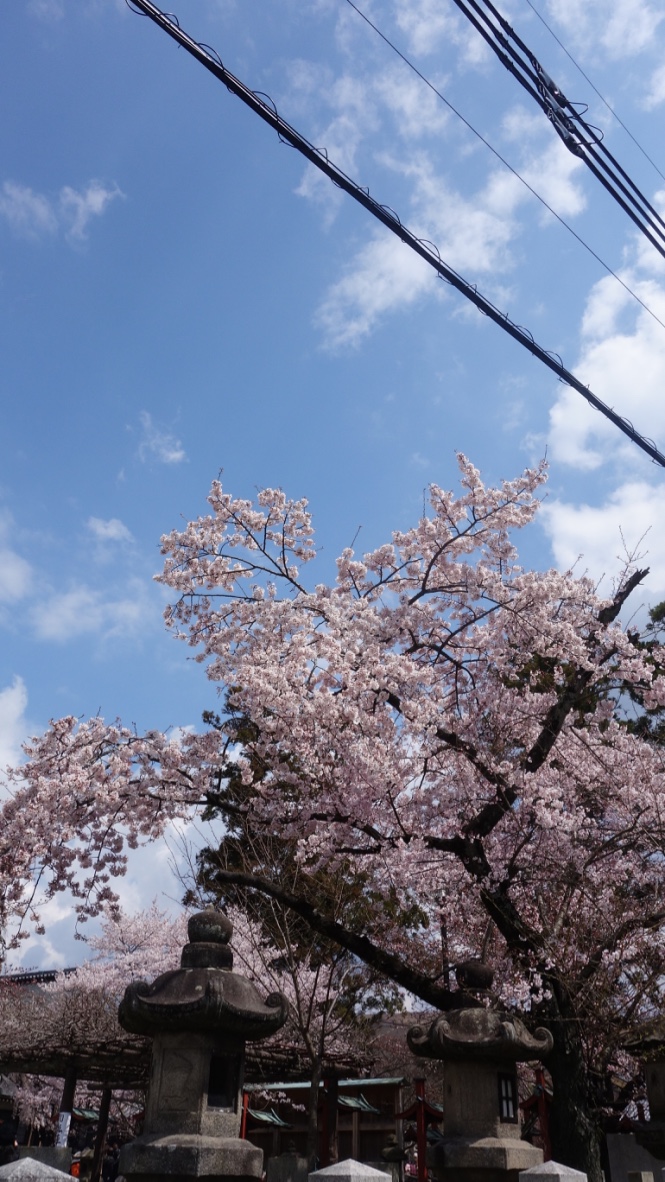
left=455, top=959, right=494, bottom=992
left=181, top=908, right=234, bottom=969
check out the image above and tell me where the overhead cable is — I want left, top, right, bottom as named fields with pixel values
left=124, top=0, right=665, bottom=469
left=448, top=0, right=665, bottom=264
left=344, top=0, right=665, bottom=335
left=523, top=0, right=665, bottom=186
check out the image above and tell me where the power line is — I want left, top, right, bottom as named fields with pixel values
left=343, top=0, right=665, bottom=335
left=523, top=0, right=665, bottom=185
left=124, top=0, right=665, bottom=469
left=448, top=0, right=665, bottom=264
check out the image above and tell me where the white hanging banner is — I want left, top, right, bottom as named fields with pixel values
left=55, top=1111, right=71, bottom=1148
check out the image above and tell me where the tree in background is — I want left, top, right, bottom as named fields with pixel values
left=1, top=905, right=186, bottom=1152
left=7, top=457, right=665, bottom=1179
left=187, top=723, right=410, bottom=1159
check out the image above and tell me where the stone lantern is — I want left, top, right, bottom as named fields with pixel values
left=118, top=909, right=289, bottom=1182
left=407, top=965, right=553, bottom=1182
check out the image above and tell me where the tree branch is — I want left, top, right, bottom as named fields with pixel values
left=213, top=867, right=454, bottom=1009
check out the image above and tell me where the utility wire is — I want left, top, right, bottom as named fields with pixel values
left=124, top=0, right=665, bottom=469
left=448, top=0, right=665, bottom=262
left=343, top=0, right=665, bottom=334
left=523, top=0, right=665, bottom=185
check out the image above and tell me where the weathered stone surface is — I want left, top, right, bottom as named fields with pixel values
left=408, top=1009, right=553, bottom=1064
left=16, top=1152, right=71, bottom=1175
left=0, top=1159, right=71, bottom=1181
left=309, top=1162, right=391, bottom=1182
left=518, top=1162, right=587, bottom=1182
left=119, top=967, right=288, bottom=1039
left=606, top=1135, right=664, bottom=1182
left=455, top=961, right=495, bottom=992
left=441, top=1060, right=520, bottom=1141
left=429, top=1134, right=542, bottom=1179
left=119, top=1133, right=262, bottom=1181
left=266, top=1151, right=310, bottom=1182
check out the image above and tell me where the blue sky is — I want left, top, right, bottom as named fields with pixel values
left=3, top=0, right=665, bottom=963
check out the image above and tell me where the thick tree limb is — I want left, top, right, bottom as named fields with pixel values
left=213, top=867, right=453, bottom=1009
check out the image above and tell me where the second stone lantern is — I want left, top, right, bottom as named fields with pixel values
left=407, top=962, right=553, bottom=1182
left=118, top=909, right=289, bottom=1182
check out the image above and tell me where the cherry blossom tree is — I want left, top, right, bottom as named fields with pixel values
left=0, top=905, right=186, bottom=1152
left=227, top=902, right=371, bottom=1159
left=6, top=455, right=665, bottom=1179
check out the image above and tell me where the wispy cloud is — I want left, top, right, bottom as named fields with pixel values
left=87, top=516, right=134, bottom=543
left=0, top=677, right=30, bottom=778
left=0, top=179, right=123, bottom=243
left=60, top=181, right=124, bottom=242
left=541, top=481, right=665, bottom=597
left=545, top=0, right=663, bottom=60
left=31, top=580, right=152, bottom=643
left=0, top=183, right=58, bottom=240
left=0, top=513, right=33, bottom=604
left=315, top=124, right=585, bottom=349
left=27, top=0, right=64, bottom=22
left=394, top=0, right=489, bottom=64
left=138, top=412, right=187, bottom=465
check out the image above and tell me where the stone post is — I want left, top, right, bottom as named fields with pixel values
left=518, top=1165, right=587, bottom=1182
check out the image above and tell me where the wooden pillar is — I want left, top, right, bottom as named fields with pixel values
left=55, top=1066, right=77, bottom=1148
left=90, top=1088, right=112, bottom=1182
left=351, top=1110, right=359, bottom=1161
left=321, top=1077, right=339, bottom=1167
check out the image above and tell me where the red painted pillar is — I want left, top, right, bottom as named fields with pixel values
left=535, top=1068, right=551, bottom=1161
left=240, top=1092, right=249, bottom=1140
left=415, top=1078, right=428, bottom=1182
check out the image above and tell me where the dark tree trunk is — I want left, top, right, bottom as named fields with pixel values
left=544, top=994, right=603, bottom=1182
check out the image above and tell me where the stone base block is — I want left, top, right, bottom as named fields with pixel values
left=119, top=1133, right=262, bottom=1182
left=428, top=1135, right=542, bottom=1182
left=18, top=1150, right=72, bottom=1175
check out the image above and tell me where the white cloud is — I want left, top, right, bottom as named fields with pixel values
left=294, top=72, right=379, bottom=217
left=541, top=480, right=665, bottom=596
left=0, top=676, right=29, bottom=775
left=59, top=181, right=124, bottom=242
left=545, top=0, right=663, bottom=59
left=0, top=548, right=32, bottom=604
left=548, top=272, right=665, bottom=469
left=644, top=62, right=665, bottom=109
left=138, top=412, right=187, bottom=465
left=0, top=182, right=58, bottom=240
left=87, top=516, right=133, bottom=543
left=394, top=0, right=489, bottom=65
left=32, top=580, right=151, bottom=643
left=316, top=227, right=436, bottom=347
left=315, top=121, right=586, bottom=348
left=373, top=66, right=450, bottom=139
left=0, top=513, right=33, bottom=603
left=0, top=179, right=123, bottom=243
